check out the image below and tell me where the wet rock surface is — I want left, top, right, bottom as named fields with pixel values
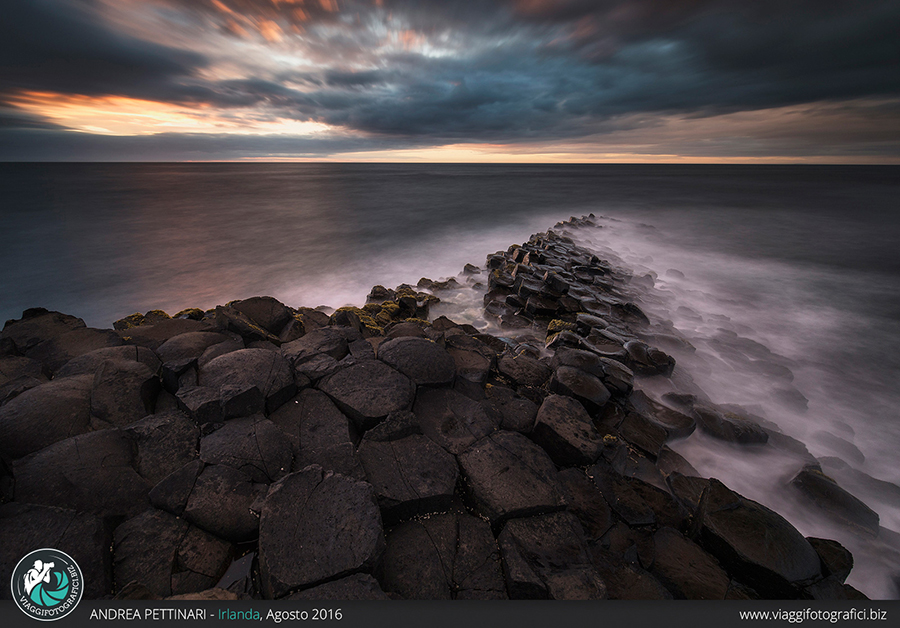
left=0, top=216, right=867, bottom=600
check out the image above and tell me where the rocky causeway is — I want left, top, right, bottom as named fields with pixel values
left=0, top=215, right=882, bottom=601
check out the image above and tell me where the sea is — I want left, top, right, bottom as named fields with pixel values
left=2, top=163, right=899, bottom=597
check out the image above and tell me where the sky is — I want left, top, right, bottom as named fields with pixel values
left=1, top=0, right=899, bottom=162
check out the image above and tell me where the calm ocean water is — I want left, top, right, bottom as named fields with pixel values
left=2, top=163, right=900, bottom=596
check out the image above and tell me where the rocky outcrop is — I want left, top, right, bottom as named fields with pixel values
left=0, top=216, right=864, bottom=601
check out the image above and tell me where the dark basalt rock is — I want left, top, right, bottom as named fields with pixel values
left=807, top=537, right=853, bottom=583
left=199, top=415, right=292, bottom=483
left=616, top=412, right=669, bottom=458
left=285, top=574, right=389, bottom=600
left=149, top=460, right=204, bottom=517
left=230, top=297, right=294, bottom=336
left=358, top=434, right=458, bottom=524
left=0, top=355, right=46, bottom=391
left=651, top=527, right=730, bottom=599
left=498, top=511, right=606, bottom=600
left=413, top=387, right=496, bottom=454
left=549, top=366, right=611, bottom=413
left=381, top=512, right=507, bottom=599
left=282, top=327, right=351, bottom=363
left=483, top=384, right=538, bottom=433
left=532, top=394, right=603, bottom=466
left=589, top=549, right=673, bottom=600
left=183, top=464, right=266, bottom=542
left=629, top=390, right=696, bottom=440
left=57, top=345, right=161, bottom=379
left=269, top=389, right=362, bottom=478
left=497, top=353, right=552, bottom=388
left=666, top=472, right=710, bottom=515
left=113, top=509, right=233, bottom=598
left=557, top=468, right=613, bottom=541
left=213, top=306, right=281, bottom=345
left=656, top=446, right=700, bottom=478
left=790, top=466, right=879, bottom=536
left=588, top=463, right=655, bottom=527
left=200, top=348, right=295, bottom=415
left=459, top=431, right=566, bottom=524
left=175, top=385, right=223, bottom=425
left=377, top=337, right=456, bottom=386
left=693, top=479, right=822, bottom=598
left=319, top=360, right=414, bottom=431
left=0, top=374, right=94, bottom=459
left=24, top=327, right=121, bottom=374
left=124, top=410, right=199, bottom=485
left=156, top=332, right=231, bottom=364
left=293, top=353, right=341, bottom=383
left=258, top=466, right=384, bottom=598
left=623, top=340, right=675, bottom=376
left=362, top=410, right=422, bottom=442
left=1, top=308, right=86, bottom=354
left=0, top=503, right=111, bottom=599
left=13, top=429, right=151, bottom=518
left=90, top=360, right=160, bottom=428
left=120, top=319, right=215, bottom=351
left=693, top=405, right=768, bottom=445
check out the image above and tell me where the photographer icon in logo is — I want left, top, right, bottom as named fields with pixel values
left=11, top=549, right=83, bottom=621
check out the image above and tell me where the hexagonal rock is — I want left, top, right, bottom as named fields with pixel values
left=1, top=308, right=85, bottom=354
left=693, top=479, right=822, bottom=598
left=282, top=328, right=351, bottom=364
left=629, top=390, right=695, bottom=440
left=56, top=345, right=161, bottom=379
left=285, top=574, right=389, bottom=600
left=588, top=463, right=656, bottom=526
left=90, top=360, right=160, bottom=429
left=0, top=355, right=46, bottom=387
left=616, top=412, right=668, bottom=457
left=200, top=415, right=292, bottom=483
left=497, top=354, right=551, bottom=388
left=651, top=527, right=730, bottom=599
left=200, top=348, right=295, bottom=414
left=0, top=374, right=93, bottom=459
left=377, top=337, right=456, bottom=386
left=13, top=429, right=152, bottom=518
left=113, top=509, right=233, bottom=598
left=120, top=319, right=214, bottom=351
left=230, top=297, right=294, bottom=336
left=381, top=513, right=507, bottom=599
left=549, top=366, right=610, bottom=413
left=557, top=468, right=613, bottom=541
left=358, top=435, right=458, bottom=524
left=156, top=332, right=231, bottom=364
left=26, top=327, right=124, bottom=374
left=0, top=503, right=111, bottom=599
left=183, top=464, right=266, bottom=542
left=149, top=460, right=204, bottom=517
left=319, top=360, right=414, bottom=431
left=624, top=340, right=675, bottom=376
left=483, top=385, right=538, bottom=433
left=459, top=431, right=566, bottom=524
left=258, top=466, right=385, bottom=598
left=269, top=389, right=362, bottom=478
left=532, top=394, right=603, bottom=467
left=498, top=511, right=606, bottom=600
left=413, top=388, right=496, bottom=454
left=124, top=410, right=199, bottom=485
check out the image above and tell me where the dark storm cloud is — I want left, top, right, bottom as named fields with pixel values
left=1, top=0, right=898, bottom=159
left=0, top=0, right=206, bottom=102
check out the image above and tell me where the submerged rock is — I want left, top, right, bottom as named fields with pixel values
left=790, top=466, right=879, bottom=536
